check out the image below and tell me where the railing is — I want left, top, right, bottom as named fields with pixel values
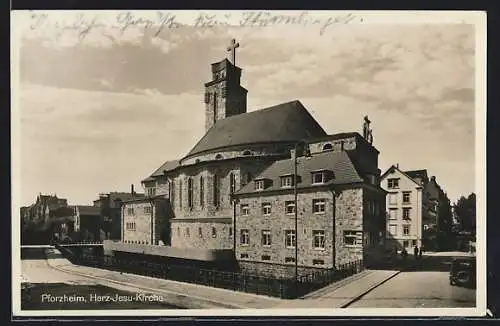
left=67, top=254, right=363, bottom=299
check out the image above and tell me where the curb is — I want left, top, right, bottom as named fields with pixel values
left=302, top=269, right=374, bottom=299
left=339, top=270, right=401, bottom=308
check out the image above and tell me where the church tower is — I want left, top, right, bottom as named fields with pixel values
left=203, top=38, right=248, bottom=132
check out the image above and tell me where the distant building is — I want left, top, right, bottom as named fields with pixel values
left=93, top=185, right=145, bottom=240
left=380, top=165, right=452, bottom=251
left=22, top=193, right=68, bottom=223
left=380, top=166, right=426, bottom=251
left=74, top=206, right=101, bottom=241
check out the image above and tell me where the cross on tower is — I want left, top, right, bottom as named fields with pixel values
left=227, top=38, right=240, bottom=65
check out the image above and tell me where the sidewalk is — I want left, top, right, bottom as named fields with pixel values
left=274, top=269, right=400, bottom=308
left=46, top=257, right=282, bottom=309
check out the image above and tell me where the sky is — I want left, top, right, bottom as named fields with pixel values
left=13, top=11, right=479, bottom=206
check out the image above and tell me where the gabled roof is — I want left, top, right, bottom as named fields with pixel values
left=405, top=169, right=429, bottom=182
left=143, top=160, right=180, bottom=181
left=235, top=150, right=365, bottom=195
left=184, top=100, right=327, bottom=158
left=380, top=165, right=422, bottom=187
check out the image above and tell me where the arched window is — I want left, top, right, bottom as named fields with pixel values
left=213, top=174, right=220, bottom=208
left=200, top=176, right=204, bottom=207
left=323, top=143, right=333, bottom=151
left=242, top=150, right=252, bottom=156
left=187, top=177, right=193, bottom=208
left=229, top=173, right=236, bottom=199
left=179, top=179, right=183, bottom=209
left=215, top=153, right=223, bottom=160
left=170, top=180, right=175, bottom=208
left=195, top=159, right=201, bottom=164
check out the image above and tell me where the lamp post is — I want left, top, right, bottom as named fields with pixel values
left=293, top=140, right=311, bottom=283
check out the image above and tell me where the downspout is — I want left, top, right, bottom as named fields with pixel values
left=331, top=189, right=337, bottom=269
left=121, top=204, right=124, bottom=241
left=233, top=195, right=237, bottom=253
left=150, top=199, right=154, bottom=245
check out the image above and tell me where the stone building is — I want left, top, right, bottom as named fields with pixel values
left=121, top=195, right=170, bottom=245
left=93, top=186, right=145, bottom=240
left=233, top=140, right=387, bottom=278
left=22, top=193, right=68, bottom=223
left=74, top=205, right=101, bottom=241
left=111, top=38, right=386, bottom=273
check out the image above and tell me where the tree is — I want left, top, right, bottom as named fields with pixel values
left=455, top=193, right=476, bottom=233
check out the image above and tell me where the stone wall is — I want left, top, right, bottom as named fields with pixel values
left=236, top=189, right=336, bottom=271
left=237, top=260, right=326, bottom=278
left=122, top=201, right=154, bottom=244
left=170, top=219, right=234, bottom=249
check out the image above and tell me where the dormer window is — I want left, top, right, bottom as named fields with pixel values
left=312, top=171, right=326, bottom=184
left=215, top=154, right=223, bottom=160
left=280, top=175, right=294, bottom=188
left=322, top=143, right=333, bottom=151
left=255, top=179, right=265, bottom=191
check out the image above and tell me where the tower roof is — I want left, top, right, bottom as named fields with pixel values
left=184, top=100, right=327, bottom=159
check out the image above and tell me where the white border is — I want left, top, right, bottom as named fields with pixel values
left=11, top=10, right=487, bottom=318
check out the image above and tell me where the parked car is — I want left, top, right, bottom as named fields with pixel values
left=449, top=256, right=476, bottom=288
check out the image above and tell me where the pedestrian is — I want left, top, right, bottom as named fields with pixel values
left=414, top=245, right=419, bottom=258
left=419, top=246, right=423, bottom=258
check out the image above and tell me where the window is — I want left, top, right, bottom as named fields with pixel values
left=179, top=180, right=183, bottom=209
left=403, top=225, right=410, bottom=235
left=285, top=230, right=296, bottom=248
left=170, top=180, right=175, bottom=208
left=322, top=143, right=333, bottom=151
left=262, top=230, right=271, bottom=247
left=213, top=174, right=220, bottom=207
left=212, top=227, right=217, bottom=238
left=403, top=240, right=409, bottom=248
left=199, top=176, right=204, bottom=206
left=177, top=227, right=180, bottom=237
left=285, top=257, right=295, bottom=263
left=229, top=173, right=236, bottom=196
left=229, top=227, right=232, bottom=237
left=126, top=222, right=136, bottom=231
left=185, top=227, right=190, bottom=237
left=242, top=150, right=252, bottom=156
left=389, top=224, right=397, bottom=235
left=144, top=206, right=152, bottom=214
left=412, top=239, right=417, bottom=247
left=255, top=179, right=265, bottom=191
left=280, top=175, right=293, bottom=188
left=344, top=231, right=359, bottom=246
left=312, top=171, right=325, bottom=184
left=388, top=178, right=400, bottom=189
left=262, top=203, right=271, bottom=216
left=261, top=255, right=271, bottom=261
left=198, top=227, right=202, bottom=238
left=403, top=207, right=411, bottom=220
left=313, top=230, right=325, bottom=249
left=240, top=229, right=249, bottom=245
left=285, top=201, right=295, bottom=215
left=187, top=177, right=193, bottom=208
left=127, top=207, right=134, bottom=215
left=389, top=208, right=398, bottom=220
left=402, top=191, right=411, bottom=204
left=240, top=253, right=249, bottom=259
left=312, top=199, right=326, bottom=214
left=241, top=204, right=250, bottom=216
left=147, top=188, right=156, bottom=197
left=313, top=259, right=325, bottom=265
left=389, top=193, right=398, bottom=205
left=215, top=153, right=223, bottom=160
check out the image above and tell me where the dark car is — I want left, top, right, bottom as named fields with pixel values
left=449, top=256, right=476, bottom=288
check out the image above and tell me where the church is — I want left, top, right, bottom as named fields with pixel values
left=110, top=39, right=387, bottom=276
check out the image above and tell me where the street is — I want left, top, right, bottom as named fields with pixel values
left=347, top=253, right=476, bottom=308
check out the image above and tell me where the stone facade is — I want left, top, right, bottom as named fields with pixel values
left=204, top=59, right=248, bottom=132
left=235, top=186, right=385, bottom=278
left=122, top=198, right=170, bottom=245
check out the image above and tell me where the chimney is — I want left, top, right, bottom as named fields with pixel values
left=131, top=184, right=135, bottom=195
left=396, top=163, right=399, bottom=168
left=290, top=148, right=296, bottom=162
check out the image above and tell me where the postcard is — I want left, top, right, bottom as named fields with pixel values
left=11, top=10, right=487, bottom=318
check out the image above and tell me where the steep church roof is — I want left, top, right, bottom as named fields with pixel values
left=184, top=100, right=327, bottom=158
